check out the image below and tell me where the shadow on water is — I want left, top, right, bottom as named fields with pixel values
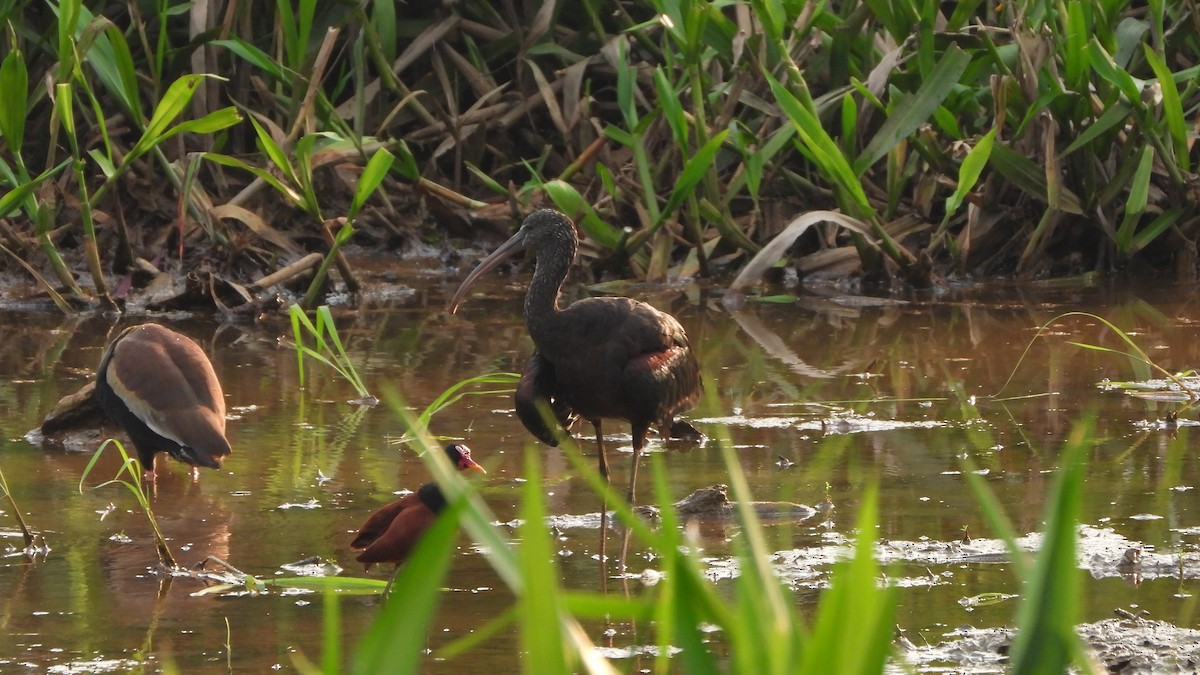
left=3, top=268, right=1200, bottom=671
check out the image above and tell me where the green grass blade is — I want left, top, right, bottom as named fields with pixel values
left=349, top=148, right=395, bottom=222
left=1131, top=205, right=1185, bottom=254
left=1142, top=45, right=1188, bottom=173
left=854, top=44, right=971, bottom=175
left=766, top=72, right=873, bottom=216
left=517, top=451, right=570, bottom=673
left=801, top=485, right=896, bottom=674
left=655, top=66, right=687, bottom=148
left=0, top=46, right=28, bottom=151
left=944, top=127, right=997, bottom=218
left=1088, top=39, right=1143, bottom=102
left=540, top=179, right=622, bottom=248
left=247, top=115, right=300, bottom=187
left=160, top=107, right=242, bottom=138
left=202, top=151, right=305, bottom=207
left=657, top=129, right=729, bottom=225
left=0, top=160, right=70, bottom=218
left=213, top=38, right=288, bottom=80
left=1062, top=101, right=1132, bottom=156
left=128, top=74, right=212, bottom=161
left=1114, top=145, right=1154, bottom=253
left=989, top=143, right=1084, bottom=214
left=1008, top=419, right=1092, bottom=674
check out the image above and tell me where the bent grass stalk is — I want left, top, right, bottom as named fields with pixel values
left=79, top=439, right=177, bottom=568
left=992, top=311, right=1198, bottom=401
left=0, top=463, right=36, bottom=548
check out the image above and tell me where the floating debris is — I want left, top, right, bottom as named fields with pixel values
left=277, top=499, right=321, bottom=510
left=280, top=556, right=343, bottom=577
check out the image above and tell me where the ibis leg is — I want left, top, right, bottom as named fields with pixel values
left=618, top=426, right=649, bottom=572
left=593, top=420, right=609, bottom=580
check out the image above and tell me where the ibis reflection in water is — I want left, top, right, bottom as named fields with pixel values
left=93, top=323, right=232, bottom=481
left=449, top=209, right=702, bottom=510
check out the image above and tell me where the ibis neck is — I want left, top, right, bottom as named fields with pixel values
left=524, top=238, right=576, bottom=346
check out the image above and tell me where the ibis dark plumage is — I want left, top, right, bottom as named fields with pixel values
left=94, top=323, right=231, bottom=480
left=449, top=209, right=701, bottom=505
left=350, top=443, right=486, bottom=569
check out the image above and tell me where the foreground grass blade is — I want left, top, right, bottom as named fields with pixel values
left=1008, top=419, right=1094, bottom=674
left=799, top=486, right=896, bottom=674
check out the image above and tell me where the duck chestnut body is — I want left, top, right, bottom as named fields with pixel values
left=350, top=443, right=485, bottom=569
left=449, top=209, right=700, bottom=504
left=94, top=323, right=231, bottom=479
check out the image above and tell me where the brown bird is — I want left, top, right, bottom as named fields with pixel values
left=449, top=209, right=701, bottom=506
left=350, top=443, right=486, bottom=569
left=94, top=323, right=231, bottom=481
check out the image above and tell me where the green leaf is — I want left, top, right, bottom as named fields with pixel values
left=766, top=72, right=873, bottom=216
left=1142, top=46, right=1188, bottom=173
left=162, top=107, right=242, bottom=138
left=1130, top=206, right=1185, bottom=254
left=0, top=160, right=70, bottom=218
left=655, top=66, right=687, bottom=148
left=800, top=485, right=896, bottom=673
left=1062, top=101, right=1132, bottom=156
left=213, top=38, right=288, bottom=81
left=247, top=115, right=300, bottom=186
left=1063, top=2, right=1089, bottom=92
left=1007, top=420, right=1090, bottom=673
left=1115, top=145, right=1154, bottom=253
left=541, top=179, right=622, bottom=248
left=128, top=75, right=209, bottom=162
left=989, top=143, right=1084, bottom=214
left=202, top=152, right=305, bottom=208
left=349, top=148, right=395, bottom=221
left=854, top=45, right=971, bottom=175
left=658, top=129, right=729, bottom=224
left=0, top=47, right=28, bottom=151
left=517, top=453, right=569, bottom=673
left=390, top=139, right=420, bottom=181
left=1088, top=39, right=1143, bottom=103
left=464, top=162, right=506, bottom=195
left=944, top=127, right=997, bottom=217
left=103, top=23, right=141, bottom=117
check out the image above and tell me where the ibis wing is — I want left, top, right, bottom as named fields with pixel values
left=515, top=353, right=577, bottom=446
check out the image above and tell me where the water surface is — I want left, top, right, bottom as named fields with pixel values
left=2, top=265, right=1199, bottom=671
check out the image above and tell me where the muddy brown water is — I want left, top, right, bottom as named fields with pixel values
left=3, top=263, right=1200, bottom=672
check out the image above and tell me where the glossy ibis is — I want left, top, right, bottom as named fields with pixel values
left=350, top=443, right=486, bottom=569
left=94, top=323, right=231, bottom=481
left=448, top=209, right=701, bottom=506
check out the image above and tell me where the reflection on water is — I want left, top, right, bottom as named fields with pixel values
left=3, top=271, right=1200, bottom=671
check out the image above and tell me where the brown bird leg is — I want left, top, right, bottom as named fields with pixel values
left=594, top=419, right=609, bottom=581
left=618, top=425, right=649, bottom=572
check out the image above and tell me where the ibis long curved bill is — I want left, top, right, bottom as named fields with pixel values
left=448, top=225, right=531, bottom=313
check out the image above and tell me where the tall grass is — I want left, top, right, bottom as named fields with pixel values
left=331, top=377, right=1105, bottom=673
left=0, top=0, right=1195, bottom=314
